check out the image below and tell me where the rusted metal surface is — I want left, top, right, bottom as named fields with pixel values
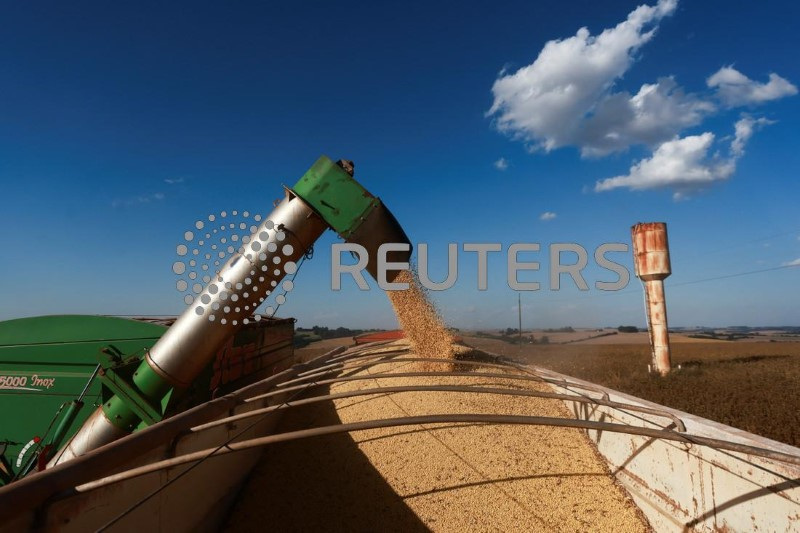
left=210, top=317, right=295, bottom=391
left=631, top=222, right=671, bottom=280
left=189, top=382, right=688, bottom=434
left=69, top=413, right=800, bottom=496
left=631, top=222, right=672, bottom=375
left=643, top=279, right=671, bottom=375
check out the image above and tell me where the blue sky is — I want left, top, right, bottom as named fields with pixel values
left=1, top=0, right=798, bottom=329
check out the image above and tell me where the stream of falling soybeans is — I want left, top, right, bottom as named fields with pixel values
left=385, top=269, right=455, bottom=370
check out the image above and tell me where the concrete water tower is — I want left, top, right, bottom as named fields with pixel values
left=631, top=222, right=672, bottom=376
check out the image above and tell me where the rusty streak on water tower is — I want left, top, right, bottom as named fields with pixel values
left=631, top=222, right=673, bottom=376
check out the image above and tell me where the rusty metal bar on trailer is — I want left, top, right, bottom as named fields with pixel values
left=288, top=355, right=683, bottom=431
left=332, top=346, right=613, bottom=403
left=541, top=376, right=611, bottom=400
left=306, top=351, right=499, bottom=373
left=296, top=348, right=412, bottom=378
left=324, top=342, right=398, bottom=362
left=297, top=344, right=406, bottom=375
left=74, top=413, right=800, bottom=496
left=282, top=357, right=526, bottom=386
left=503, top=360, right=617, bottom=401
left=503, top=359, right=690, bottom=430
left=244, top=371, right=548, bottom=404
left=480, top=357, right=679, bottom=433
left=192, top=384, right=686, bottom=433
left=279, top=356, right=614, bottom=404
left=316, top=348, right=410, bottom=369
left=295, top=347, right=684, bottom=433
left=344, top=352, right=614, bottom=402
left=0, top=346, right=347, bottom=522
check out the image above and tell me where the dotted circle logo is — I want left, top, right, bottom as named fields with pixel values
left=173, top=210, right=299, bottom=324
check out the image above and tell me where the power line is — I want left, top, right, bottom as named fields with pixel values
left=668, top=264, right=799, bottom=288
left=701, top=227, right=800, bottom=257
left=537, top=263, right=799, bottom=303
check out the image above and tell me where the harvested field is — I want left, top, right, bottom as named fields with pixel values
left=465, top=336, right=800, bottom=447
left=225, top=341, right=649, bottom=532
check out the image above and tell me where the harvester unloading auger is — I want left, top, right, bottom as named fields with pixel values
left=50, top=155, right=411, bottom=466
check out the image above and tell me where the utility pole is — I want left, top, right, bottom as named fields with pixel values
left=518, top=292, right=523, bottom=346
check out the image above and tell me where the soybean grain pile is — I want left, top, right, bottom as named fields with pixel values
left=225, top=273, right=649, bottom=531
left=386, top=269, right=454, bottom=369
left=225, top=342, right=649, bottom=532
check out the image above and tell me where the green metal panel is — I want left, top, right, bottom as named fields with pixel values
left=291, top=155, right=379, bottom=237
left=0, top=315, right=167, bottom=351
left=0, top=313, right=296, bottom=483
left=0, top=315, right=166, bottom=474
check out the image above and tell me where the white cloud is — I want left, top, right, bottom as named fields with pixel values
left=731, top=115, right=773, bottom=156
left=595, top=115, right=772, bottom=199
left=708, top=67, right=798, bottom=107
left=540, top=211, right=557, bottom=221
left=164, top=177, right=185, bottom=184
left=488, top=0, right=797, bottom=197
left=494, top=157, right=509, bottom=170
left=579, top=77, right=713, bottom=156
left=783, top=258, right=800, bottom=267
left=488, top=0, right=702, bottom=156
left=595, top=133, right=734, bottom=199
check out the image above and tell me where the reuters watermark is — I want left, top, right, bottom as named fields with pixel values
left=172, top=210, right=632, bottom=320
left=332, top=243, right=630, bottom=291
